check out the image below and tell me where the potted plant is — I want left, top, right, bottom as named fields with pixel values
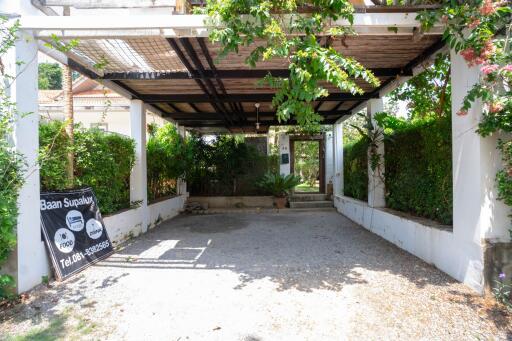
left=257, top=172, right=301, bottom=209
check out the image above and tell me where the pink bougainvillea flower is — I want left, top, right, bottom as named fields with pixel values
left=489, top=102, right=504, bottom=113
left=481, top=64, right=500, bottom=75
left=480, top=0, right=496, bottom=15
left=460, top=48, right=476, bottom=63
left=457, top=110, right=468, bottom=116
left=502, top=65, right=512, bottom=72
left=468, top=18, right=481, bottom=29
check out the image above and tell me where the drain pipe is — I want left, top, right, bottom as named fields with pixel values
left=31, top=0, right=59, bottom=16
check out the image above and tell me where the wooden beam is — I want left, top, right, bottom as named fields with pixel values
left=138, top=92, right=378, bottom=103
left=167, top=110, right=349, bottom=119
left=180, top=37, right=240, bottom=124
left=166, top=38, right=233, bottom=126
left=196, top=37, right=244, bottom=122
left=99, top=68, right=411, bottom=80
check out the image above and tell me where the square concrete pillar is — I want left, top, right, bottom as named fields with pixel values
left=367, top=98, right=385, bottom=208
left=4, top=30, right=48, bottom=293
left=324, top=131, right=334, bottom=193
left=130, top=100, right=148, bottom=232
left=333, top=121, right=344, bottom=196
left=450, top=50, right=509, bottom=292
left=176, top=124, right=187, bottom=196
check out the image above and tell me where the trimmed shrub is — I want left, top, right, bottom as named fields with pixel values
left=39, top=122, right=135, bottom=215
left=187, top=135, right=278, bottom=196
left=343, top=139, right=368, bottom=201
left=147, top=123, right=193, bottom=202
left=384, top=117, right=452, bottom=225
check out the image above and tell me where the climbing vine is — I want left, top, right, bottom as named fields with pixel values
left=203, top=0, right=380, bottom=130
left=0, top=17, right=24, bottom=298
left=419, top=0, right=512, bottom=234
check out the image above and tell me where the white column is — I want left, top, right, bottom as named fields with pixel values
left=5, top=30, right=48, bottom=293
left=333, top=121, right=344, bottom=196
left=324, top=131, right=334, bottom=194
left=367, top=98, right=385, bottom=208
left=130, top=100, right=148, bottom=232
left=176, top=124, right=187, bottom=196
left=278, top=133, right=290, bottom=176
left=451, top=51, right=509, bottom=244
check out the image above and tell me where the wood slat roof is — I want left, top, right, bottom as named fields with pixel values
left=66, top=32, right=444, bottom=132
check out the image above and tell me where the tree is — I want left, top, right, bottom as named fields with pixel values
left=62, top=64, right=74, bottom=186
left=388, top=53, right=451, bottom=120
left=38, top=62, right=62, bottom=90
left=204, top=0, right=380, bottom=130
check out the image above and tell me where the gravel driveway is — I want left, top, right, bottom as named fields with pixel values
left=1, top=211, right=511, bottom=340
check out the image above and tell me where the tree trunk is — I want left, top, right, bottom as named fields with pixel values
left=63, top=64, right=74, bottom=187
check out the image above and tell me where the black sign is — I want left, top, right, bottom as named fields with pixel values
left=40, top=188, right=114, bottom=280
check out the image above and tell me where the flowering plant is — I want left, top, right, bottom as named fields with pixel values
left=494, top=272, right=512, bottom=309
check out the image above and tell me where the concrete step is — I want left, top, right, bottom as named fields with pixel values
left=289, top=200, right=334, bottom=209
left=289, top=193, right=328, bottom=202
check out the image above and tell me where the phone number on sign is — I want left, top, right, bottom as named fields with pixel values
left=84, top=240, right=110, bottom=257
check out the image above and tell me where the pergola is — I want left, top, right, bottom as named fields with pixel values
left=4, top=2, right=509, bottom=296
left=22, top=13, right=445, bottom=133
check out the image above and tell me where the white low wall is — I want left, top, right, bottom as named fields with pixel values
left=334, top=195, right=485, bottom=293
left=104, top=195, right=186, bottom=246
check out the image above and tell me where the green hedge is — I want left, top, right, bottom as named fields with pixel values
left=147, top=123, right=193, bottom=202
left=40, top=122, right=135, bottom=215
left=187, top=135, right=278, bottom=196
left=384, top=117, right=452, bottom=225
left=343, top=139, right=368, bottom=201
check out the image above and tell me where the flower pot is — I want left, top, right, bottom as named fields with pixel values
left=274, top=196, right=287, bottom=209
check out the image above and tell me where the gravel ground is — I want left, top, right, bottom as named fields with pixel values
left=1, top=211, right=511, bottom=340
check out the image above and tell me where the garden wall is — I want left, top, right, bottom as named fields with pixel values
left=334, top=195, right=484, bottom=292
left=105, top=195, right=187, bottom=246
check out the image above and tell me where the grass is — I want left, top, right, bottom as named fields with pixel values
left=6, top=308, right=98, bottom=341
left=295, top=182, right=319, bottom=193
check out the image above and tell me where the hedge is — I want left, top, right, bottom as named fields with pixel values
left=40, top=122, right=135, bottom=215
left=343, top=139, right=368, bottom=201
left=384, top=117, right=452, bottom=225
left=147, top=123, right=193, bottom=202
left=187, top=135, right=278, bottom=196
left=342, top=116, right=452, bottom=225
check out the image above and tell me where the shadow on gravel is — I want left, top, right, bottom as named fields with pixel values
left=96, top=212, right=459, bottom=293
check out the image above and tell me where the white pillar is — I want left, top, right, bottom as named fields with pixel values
left=5, top=30, right=48, bottom=293
left=333, top=121, right=344, bottom=196
left=278, top=133, right=290, bottom=176
left=130, top=100, right=148, bottom=232
left=176, top=124, right=187, bottom=196
left=367, top=98, right=385, bottom=208
left=324, top=131, right=334, bottom=194
left=450, top=50, right=510, bottom=292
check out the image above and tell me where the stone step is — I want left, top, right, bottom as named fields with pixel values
left=289, top=201, right=334, bottom=209
left=289, top=193, right=328, bottom=202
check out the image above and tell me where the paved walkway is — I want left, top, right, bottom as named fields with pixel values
left=1, top=211, right=511, bottom=340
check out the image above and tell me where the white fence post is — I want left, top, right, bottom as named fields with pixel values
left=367, top=98, right=386, bottom=208
left=130, top=99, right=148, bottom=233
